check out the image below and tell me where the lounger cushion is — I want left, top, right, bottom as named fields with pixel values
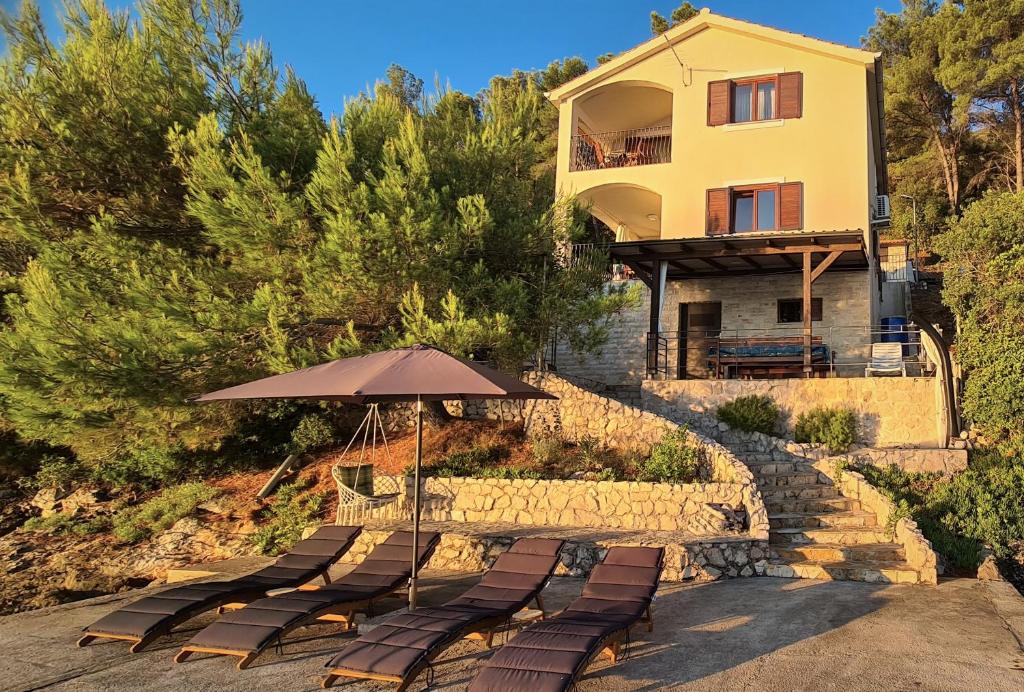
left=83, top=525, right=361, bottom=640
left=183, top=531, right=441, bottom=655
left=467, top=546, right=664, bottom=692
left=324, top=537, right=565, bottom=681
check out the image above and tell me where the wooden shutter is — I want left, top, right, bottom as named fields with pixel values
left=707, top=80, right=731, bottom=126
left=778, top=182, right=803, bottom=230
left=706, top=187, right=732, bottom=235
left=778, top=72, right=803, bottom=119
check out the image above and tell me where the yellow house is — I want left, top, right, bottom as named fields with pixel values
left=551, top=9, right=899, bottom=384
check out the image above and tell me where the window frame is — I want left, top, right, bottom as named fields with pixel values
left=730, top=184, right=780, bottom=233
left=730, top=75, right=779, bottom=123
left=777, top=298, right=823, bottom=324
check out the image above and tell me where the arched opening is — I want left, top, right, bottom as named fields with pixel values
left=578, top=183, right=663, bottom=241
left=571, top=83, right=673, bottom=171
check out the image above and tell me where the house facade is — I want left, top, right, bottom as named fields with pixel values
left=551, top=9, right=905, bottom=385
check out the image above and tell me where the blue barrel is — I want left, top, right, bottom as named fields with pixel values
left=881, top=316, right=911, bottom=355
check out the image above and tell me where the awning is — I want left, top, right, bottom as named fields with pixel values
left=609, top=230, right=868, bottom=286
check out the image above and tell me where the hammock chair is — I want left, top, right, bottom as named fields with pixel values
left=333, top=403, right=406, bottom=526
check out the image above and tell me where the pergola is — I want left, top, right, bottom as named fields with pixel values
left=608, top=230, right=869, bottom=374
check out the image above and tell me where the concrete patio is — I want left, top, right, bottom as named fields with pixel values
left=4, top=565, right=1023, bottom=691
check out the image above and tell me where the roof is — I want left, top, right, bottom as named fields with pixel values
left=608, top=230, right=868, bottom=284
left=547, top=8, right=880, bottom=104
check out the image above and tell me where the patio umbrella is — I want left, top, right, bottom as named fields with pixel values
left=194, top=344, right=556, bottom=609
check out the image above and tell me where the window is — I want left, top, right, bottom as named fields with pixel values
left=777, top=298, right=823, bottom=323
left=731, top=185, right=777, bottom=232
left=731, top=76, right=777, bottom=123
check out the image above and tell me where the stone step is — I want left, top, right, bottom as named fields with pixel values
left=755, top=472, right=827, bottom=487
left=770, top=526, right=891, bottom=545
left=766, top=497, right=863, bottom=514
left=738, top=453, right=776, bottom=463
left=768, top=511, right=877, bottom=529
left=760, top=484, right=840, bottom=502
left=744, top=461, right=807, bottom=475
left=764, top=559, right=922, bottom=584
left=772, top=542, right=905, bottom=563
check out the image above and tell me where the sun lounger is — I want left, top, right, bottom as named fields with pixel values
left=77, top=524, right=362, bottom=653
left=174, top=530, right=441, bottom=669
left=467, top=545, right=664, bottom=692
left=321, top=537, right=565, bottom=690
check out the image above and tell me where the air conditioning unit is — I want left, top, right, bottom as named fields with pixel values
left=874, top=194, right=891, bottom=221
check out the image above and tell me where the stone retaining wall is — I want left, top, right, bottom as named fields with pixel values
left=643, top=377, right=945, bottom=448
left=848, top=447, right=968, bottom=475
left=521, top=372, right=769, bottom=540
left=335, top=524, right=768, bottom=582
left=371, top=476, right=744, bottom=535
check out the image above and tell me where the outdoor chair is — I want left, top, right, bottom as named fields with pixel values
left=467, top=545, right=665, bottom=692
left=321, top=537, right=565, bottom=690
left=77, top=524, right=362, bottom=653
left=865, top=342, right=906, bottom=377
left=173, top=530, right=441, bottom=670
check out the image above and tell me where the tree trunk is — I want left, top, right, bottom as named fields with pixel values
left=1011, top=80, right=1023, bottom=193
left=421, top=400, right=453, bottom=428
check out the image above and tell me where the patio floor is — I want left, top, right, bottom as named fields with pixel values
left=4, top=564, right=1022, bottom=691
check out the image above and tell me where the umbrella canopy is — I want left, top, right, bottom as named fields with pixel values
left=193, top=344, right=556, bottom=403
left=193, top=344, right=555, bottom=610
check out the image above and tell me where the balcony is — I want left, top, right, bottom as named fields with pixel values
left=570, top=126, right=672, bottom=172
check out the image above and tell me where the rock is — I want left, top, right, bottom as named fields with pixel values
left=977, top=549, right=1004, bottom=581
left=30, top=488, right=66, bottom=517
left=61, top=488, right=100, bottom=514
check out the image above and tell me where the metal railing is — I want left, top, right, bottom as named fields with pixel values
left=881, top=258, right=917, bottom=283
left=643, top=324, right=933, bottom=380
left=570, top=243, right=634, bottom=281
left=570, top=126, right=672, bottom=171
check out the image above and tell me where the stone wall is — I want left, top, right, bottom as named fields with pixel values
left=643, top=376, right=946, bottom=448
left=521, top=372, right=769, bottom=540
left=555, top=271, right=874, bottom=385
left=371, top=475, right=744, bottom=535
left=849, top=447, right=968, bottom=475
left=334, top=524, right=768, bottom=582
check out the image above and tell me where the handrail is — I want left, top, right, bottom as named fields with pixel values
left=571, top=125, right=672, bottom=171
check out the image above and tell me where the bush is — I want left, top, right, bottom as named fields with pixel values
left=94, top=447, right=188, bottom=489
left=717, top=395, right=780, bottom=435
left=531, top=434, right=565, bottom=467
left=638, top=429, right=701, bottom=483
left=16, top=454, right=85, bottom=492
left=22, top=511, right=110, bottom=536
left=794, top=406, right=857, bottom=453
left=290, top=414, right=335, bottom=453
left=111, top=482, right=219, bottom=543
left=250, top=482, right=328, bottom=555
left=416, top=445, right=507, bottom=478
left=476, top=466, right=543, bottom=480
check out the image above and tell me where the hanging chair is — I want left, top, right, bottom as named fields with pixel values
left=333, top=403, right=406, bottom=526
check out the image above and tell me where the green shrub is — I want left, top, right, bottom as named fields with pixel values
left=290, top=414, right=335, bottom=453
left=250, top=482, right=327, bottom=555
left=16, top=454, right=85, bottom=492
left=22, top=511, right=109, bottom=536
left=930, top=459, right=1024, bottom=559
left=112, top=482, right=219, bottom=543
left=794, top=406, right=857, bottom=453
left=596, top=466, right=623, bottom=482
left=94, top=447, right=188, bottom=489
left=416, top=445, right=506, bottom=478
left=717, top=395, right=780, bottom=435
left=638, top=429, right=701, bottom=483
left=531, top=434, right=565, bottom=467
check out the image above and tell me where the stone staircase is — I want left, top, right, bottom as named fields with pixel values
left=742, top=451, right=925, bottom=584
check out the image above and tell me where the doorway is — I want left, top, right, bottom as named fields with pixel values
left=677, top=302, right=722, bottom=379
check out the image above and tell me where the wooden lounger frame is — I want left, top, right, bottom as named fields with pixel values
left=173, top=584, right=408, bottom=670
left=75, top=571, right=334, bottom=654
left=321, top=595, right=548, bottom=691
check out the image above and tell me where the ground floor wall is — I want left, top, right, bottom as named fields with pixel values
left=643, top=377, right=946, bottom=448
left=555, top=270, right=877, bottom=385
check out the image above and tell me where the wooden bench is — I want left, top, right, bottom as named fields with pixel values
left=709, top=336, right=832, bottom=379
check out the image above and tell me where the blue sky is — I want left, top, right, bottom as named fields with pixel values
left=5, top=1, right=902, bottom=117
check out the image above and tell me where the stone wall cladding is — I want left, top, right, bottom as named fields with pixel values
left=642, top=390, right=940, bottom=585
left=336, top=524, right=768, bottom=582
left=370, top=475, right=742, bottom=535
left=642, top=377, right=945, bottom=448
left=521, top=372, right=769, bottom=541
left=849, top=447, right=968, bottom=475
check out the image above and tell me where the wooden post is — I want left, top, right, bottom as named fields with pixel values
left=802, top=251, right=813, bottom=376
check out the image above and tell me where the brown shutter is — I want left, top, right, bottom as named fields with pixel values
left=778, top=181, right=803, bottom=230
left=707, top=80, right=731, bottom=126
left=778, top=71, right=803, bottom=119
left=706, top=187, right=732, bottom=235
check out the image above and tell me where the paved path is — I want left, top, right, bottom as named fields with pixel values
left=3, top=571, right=1022, bottom=691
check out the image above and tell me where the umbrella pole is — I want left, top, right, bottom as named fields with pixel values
left=409, top=395, right=423, bottom=611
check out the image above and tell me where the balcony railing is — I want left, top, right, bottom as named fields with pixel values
left=570, top=126, right=672, bottom=172
left=881, top=257, right=917, bottom=283
left=569, top=243, right=634, bottom=280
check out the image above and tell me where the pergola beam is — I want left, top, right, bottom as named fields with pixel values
left=810, top=250, right=844, bottom=283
